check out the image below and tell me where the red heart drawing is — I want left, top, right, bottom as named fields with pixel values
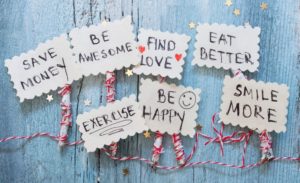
left=138, top=45, right=145, bottom=53
left=175, top=54, right=182, bottom=61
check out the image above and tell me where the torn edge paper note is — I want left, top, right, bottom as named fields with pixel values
left=133, top=29, right=190, bottom=79
left=192, top=23, right=261, bottom=72
left=76, top=95, right=148, bottom=152
left=5, top=34, right=73, bottom=102
left=139, top=78, right=201, bottom=137
left=68, top=16, right=139, bottom=81
left=220, top=76, right=289, bottom=133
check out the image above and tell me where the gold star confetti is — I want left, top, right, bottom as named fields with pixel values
left=194, top=124, right=203, bottom=131
left=125, top=69, right=133, bottom=77
left=46, top=95, right=53, bottom=102
left=260, top=2, right=268, bottom=10
left=122, top=168, right=129, bottom=176
left=188, top=22, right=196, bottom=29
left=225, top=0, right=233, bottom=7
left=143, top=131, right=151, bottom=138
left=84, top=99, right=91, bottom=106
left=233, top=9, right=240, bottom=16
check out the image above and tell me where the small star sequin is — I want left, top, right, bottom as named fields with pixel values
left=143, top=131, right=151, bottom=138
left=125, top=69, right=133, bottom=77
left=188, top=22, right=196, bottom=29
left=84, top=99, right=91, bottom=106
left=194, top=124, right=203, bottom=131
left=46, top=95, right=53, bottom=102
left=260, top=2, right=268, bottom=10
left=225, top=0, right=233, bottom=7
left=122, top=168, right=129, bottom=176
left=233, top=9, right=240, bottom=16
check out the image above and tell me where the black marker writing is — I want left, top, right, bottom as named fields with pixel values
left=226, top=100, right=277, bottom=123
left=57, top=58, right=69, bottom=81
left=22, top=48, right=57, bottom=70
left=147, top=36, right=176, bottom=51
left=89, top=30, right=109, bottom=45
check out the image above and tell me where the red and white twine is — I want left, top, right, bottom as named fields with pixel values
left=58, top=84, right=72, bottom=147
left=105, top=71, right=118, bottom=156
left=0, top=116, right=298, bottom=170
left=105, top=71, right=116, bottom=103
left=151, top=131, right=164, bottom=165
left=0, top=132, right=83, bottom=146
left=259, top=130, right=274, bottom=162
left=172, top=133, right=186, bottom=165
left=200, top=113, right=253, bottom=161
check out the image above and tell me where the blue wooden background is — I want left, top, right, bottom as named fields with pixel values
left=0, top=0, right=299, bottom=182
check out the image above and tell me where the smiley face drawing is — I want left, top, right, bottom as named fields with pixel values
left=178, top=91, right=197, bottom=109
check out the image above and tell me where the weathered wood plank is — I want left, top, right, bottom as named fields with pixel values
left=0, top=0, right=76, bottom=183
left=0, top=0, right=299, bottom=183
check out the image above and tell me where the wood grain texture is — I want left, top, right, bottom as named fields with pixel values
left=0, top=0, right=299, bottom=182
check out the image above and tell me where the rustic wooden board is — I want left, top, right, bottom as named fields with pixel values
left=0, top=0, right=299, bottom=182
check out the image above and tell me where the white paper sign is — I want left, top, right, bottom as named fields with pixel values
left=220, top=76, right=289, bottom=133
left=5, top=16, right=140, bottom=102
left=5, top=34, right=73, bottom=102
left=133, top=29, right=190, bottom=79
left=77, top=95, right=148, bottom=152
left=192, top=23, right=261, bottom=72
left=139, top=79, right=201, bottom=137
left=69, top=16, right=139, bottom=81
